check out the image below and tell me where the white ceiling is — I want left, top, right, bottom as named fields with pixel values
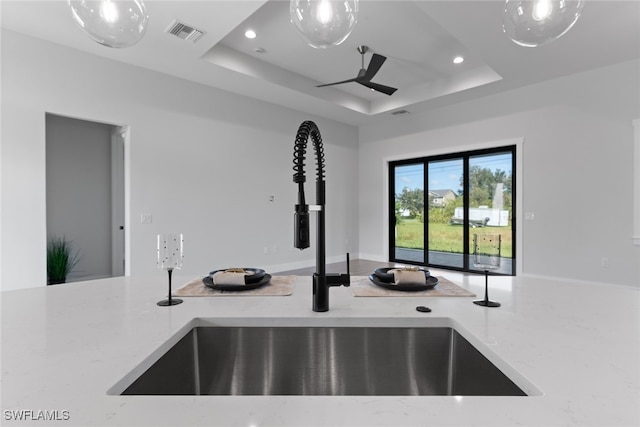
left=1, top=0, right=639, bottom=126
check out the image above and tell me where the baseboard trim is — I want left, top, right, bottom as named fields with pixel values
left=520, top=272, right=638, bottom=289
left=356, top=253, right=387, bottom=263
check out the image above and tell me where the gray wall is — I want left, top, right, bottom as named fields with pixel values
left=46, top=114, right=113, bottom=281
left=2, top=28, right=637, bottom=289
left=358, top=59, right=640, bottom=287
left=1, top=30, right=359, bottom=291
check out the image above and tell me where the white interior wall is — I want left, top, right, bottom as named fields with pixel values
left=633, top=119, right=640, bottom=246
left=2, top=30, right=638, bottom=291
left=359, top=59, right=640, bottom=287
left=0, top=30, right=359, bottom=291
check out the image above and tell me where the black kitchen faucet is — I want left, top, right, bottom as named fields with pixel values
left=292, top=120, right=350, bottom=312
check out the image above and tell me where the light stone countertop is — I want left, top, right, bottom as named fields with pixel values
left=1, top=271, right=638, bottom=426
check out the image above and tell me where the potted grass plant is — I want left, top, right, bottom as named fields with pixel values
left=47, top=235, right=80, bottom=285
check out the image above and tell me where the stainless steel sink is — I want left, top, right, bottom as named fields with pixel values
left=113, top=319, right=534, bottom=396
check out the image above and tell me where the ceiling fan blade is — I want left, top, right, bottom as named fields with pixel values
left=363, top=53, right=386, bottom=81
left=316, top=49, right=396, bottom=94
left=316, top=77, right=359, bottom=88
left=359, top=80, right=398, bottom=96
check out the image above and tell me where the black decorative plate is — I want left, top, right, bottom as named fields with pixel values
left=203, top=274, right=272, bottom=291
left=372, top=267, right=430, bottom=283
left=368, top=274, right=438, bottom=292
left=208, top=268, right=266, bottom=284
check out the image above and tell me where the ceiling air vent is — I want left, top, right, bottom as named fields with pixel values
left=391, top=109, right=410, bottom=116
left=165, top=20, right=206, bottom=43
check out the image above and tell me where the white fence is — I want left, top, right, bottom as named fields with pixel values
left=452, top=206, right=509, bottom=227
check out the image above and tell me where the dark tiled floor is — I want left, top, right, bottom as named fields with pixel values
left=274, top=259, right=417, bottom=277
left=395, top=248, right=513, bottom=275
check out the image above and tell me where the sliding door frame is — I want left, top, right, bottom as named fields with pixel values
left=388, top=144, right=518, bottom=276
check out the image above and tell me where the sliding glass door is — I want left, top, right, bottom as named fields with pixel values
left=466, top=152, right=514, bottom=274
left=426, top=157, right=464, bottom=268
left=391, top=163, right=425, bottom=263
left=390, top=146, right=515, bottom=275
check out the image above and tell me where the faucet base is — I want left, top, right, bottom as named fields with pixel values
left=312, top=272, right=351, bottom=312
left=312, top=274, right=329, bottom=312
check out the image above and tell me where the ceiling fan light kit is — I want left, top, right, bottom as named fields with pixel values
left=68, top=0, right=149, bottom=48
left=290, top=0, right=359, bottom=49
left=502, top=0, right=585, bottom=47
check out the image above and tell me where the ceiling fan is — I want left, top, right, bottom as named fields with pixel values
left=316, top=46, right=398, bottom=96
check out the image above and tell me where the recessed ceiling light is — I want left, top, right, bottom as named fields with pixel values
left=245, top=29, right=257, bottom=39
left=453, top=56, right=464, bottom=64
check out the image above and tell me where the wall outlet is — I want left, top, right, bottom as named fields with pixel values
left=140, top=213, right=152, bottom=224
left=263, top=246, right=269, bottom=254
left=601, top=257, right=610, bottom=268
left=525, top=212, right=535, bottom=221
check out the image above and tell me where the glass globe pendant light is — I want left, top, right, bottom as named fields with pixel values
left=290, top=0, right=359, bottom=49
left=68, top=0, right=149, bottom=48
left=502, top=0, right=584, bottom=47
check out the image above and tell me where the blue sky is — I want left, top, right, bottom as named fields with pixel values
left=394, top=153, right=512, bottom=194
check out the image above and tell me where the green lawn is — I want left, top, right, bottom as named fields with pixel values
left=395, top=219, right=512, bottom=258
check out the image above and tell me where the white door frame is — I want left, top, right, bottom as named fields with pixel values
left=111, top=126, right=126, bottom=277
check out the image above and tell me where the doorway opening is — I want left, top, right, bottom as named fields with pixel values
left=45, top=114, right=126, bottom=283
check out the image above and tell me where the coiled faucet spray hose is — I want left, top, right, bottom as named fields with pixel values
left=293, top=121, right=326, bottom=198
left=292, top=121, right=326, bottom=249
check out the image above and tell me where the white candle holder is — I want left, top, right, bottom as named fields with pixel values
left=156, top=233, right=184, bottom=307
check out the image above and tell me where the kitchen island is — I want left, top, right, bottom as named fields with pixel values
left=1, top=270, right=638, bottom=426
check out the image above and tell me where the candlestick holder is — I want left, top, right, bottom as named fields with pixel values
left=157, top=233, right=183, bottom=307
left=473, top=234, right=501, bottom=308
